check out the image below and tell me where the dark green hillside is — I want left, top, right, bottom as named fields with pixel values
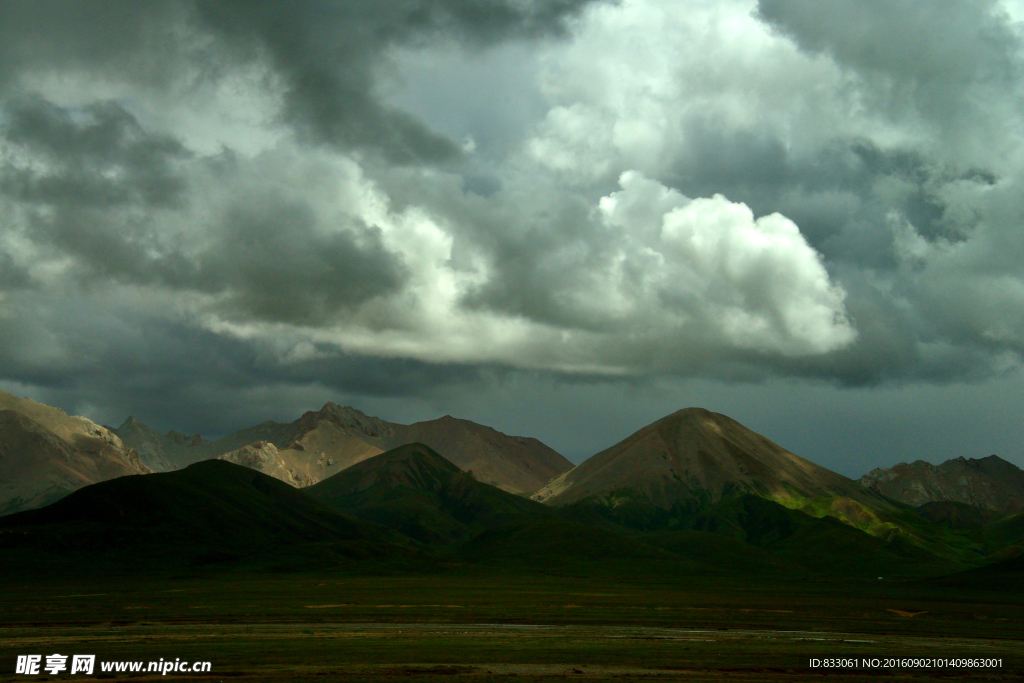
left=562, top=493, right=953, bottom=578
left=929, top=552, right=1024, bottom=591
left=0, top=460, right=411, bottom=576
left=976, top=509, right=1024, bottom=549
left=450, top=518, right=702, bottom=576
left=3, top=446, right=1009, bottom=583
left=305, top=445, right=720, bottom=576
left=637, top=529, right=797, bottom=575
left=915, top=500, right=1001, bottom=529
left=832, top=502, right=1024, bottom=567
left=686, top=495, right=945, bottom=577
left=558, top=487, right=702, bottom=531
left=306, top=443, right=552, bottom=543
left=558, top=483, right=1012, bottom=575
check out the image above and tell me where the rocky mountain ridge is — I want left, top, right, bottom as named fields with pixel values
left=860, top=455, right=1024, bottom=513
left=115, top=401, right=572, bottom=494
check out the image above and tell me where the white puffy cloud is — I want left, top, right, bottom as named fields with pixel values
left=202, top=164, right=854, bottom=373
left=598, top=171, right=855, bottom=355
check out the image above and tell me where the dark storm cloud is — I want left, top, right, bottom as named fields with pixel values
left=0, top=1, right=189, bottom=88
left=456, top=192, right=610, bottom=331
left=1, top=96, right=405, bottom=324
left=0, top=300, right=482, bottom=436
left=440, top=124, right=1000, bottom=375
left=4, top=0, right=1024, bottom=475
left=655, top=121, right=1008, bottom=384
left=746, top=274, right=984, bottom=387
left=757, top=0, right=1017, bottom=84
left=0, top=251, right=30, bottom=289
left=22, top=197, right=406, bottom=327
left=757, top=0, right=1020, bottom=129
left=198, top=190, right=406, bottom=325
left=0, top=1, right=604, bottom=163
left=668, top=128, right=997, bottom=264
left=195, top=0, right=602, bottom=162
left=1, top=94, right=191, bottom=208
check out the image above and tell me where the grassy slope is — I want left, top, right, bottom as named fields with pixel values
left=560, top=492, right=955, bottom=578
left=928, top=552, right=1024, bottom=591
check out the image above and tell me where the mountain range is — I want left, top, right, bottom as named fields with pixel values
left=113, top=402, right=572, bottom=494
left=860, top=455, right=1024, bottom=513
left=3, top=440, right=1004, bottom=582
left=3, top=388, right=1024, bottom=584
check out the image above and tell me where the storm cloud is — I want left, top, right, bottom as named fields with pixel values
left=2, top=0, right=1024, bottom=471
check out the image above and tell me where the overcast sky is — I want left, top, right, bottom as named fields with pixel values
left=3, top=0, right=1024, bottom=476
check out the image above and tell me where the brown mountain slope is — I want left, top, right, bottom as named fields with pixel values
left=204, top=405, right=395, bottom=487
left=533, top=407, right=880, bottom=510
left=0, top=390, right=140, bottom=465
left=860, top=455, right=1024, bottom=513
left=187, top=402, right=570, bottom=493
left=0, top=392, right=149, bottom=515
left=379, top=415, right=572, bottom=493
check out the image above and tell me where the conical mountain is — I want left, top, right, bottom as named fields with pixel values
left=534, top=408, right=881, bottom=511
left=305, top=443, right=552, bottom=543
left=306, top=442, right=465, bottom=494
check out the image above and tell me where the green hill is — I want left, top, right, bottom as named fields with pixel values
left=0, top=460, right=412, bottom=576
left=928, top=553, right=1024, bottom=591
left=449, top=518, right=703, bottom=577
left=305, top=443, right=553, bottom=544
left=636, top=528, right=797, bottom=575
left=687, top=495, right=947, bottom=577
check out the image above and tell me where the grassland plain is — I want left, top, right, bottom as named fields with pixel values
left=1, top=571, right=1022, bottom=682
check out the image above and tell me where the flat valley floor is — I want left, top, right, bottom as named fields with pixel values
left=0, top=573, right=1021, bottom=682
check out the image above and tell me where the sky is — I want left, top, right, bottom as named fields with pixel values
left=2, top=0, right=1024, bottom=477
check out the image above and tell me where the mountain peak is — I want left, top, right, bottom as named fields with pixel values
left=307, top=443, right=462, bottom=497
left=117, top=415, right=156, bottom=434
left=305, top=443, right=551, bottom=544
left=298, top=402, right=396, bottom=439
left=533, top=407, right=867, bottom=509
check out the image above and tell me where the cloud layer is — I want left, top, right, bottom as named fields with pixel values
left=2, top=0, right=1024, bottom=444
